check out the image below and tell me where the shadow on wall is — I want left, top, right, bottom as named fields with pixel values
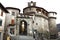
left=57, top=24, right=60, bottom=32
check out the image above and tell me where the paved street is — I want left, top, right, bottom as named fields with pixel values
left=11, top=35, right=35, bottom=40
left=10, top=35, right=49, bottom=40
left=10, top=35, right=60, bottom=40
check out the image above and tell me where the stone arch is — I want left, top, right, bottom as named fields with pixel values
left=19, top=20, right=27, bottom=35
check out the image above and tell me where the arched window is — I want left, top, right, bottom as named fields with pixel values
left=21, top=22, right=25, bottom=32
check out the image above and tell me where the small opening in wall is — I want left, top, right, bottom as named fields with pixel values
left=28, top=24, right=29, bottom=26
left=31, top=3, right=33, bottom=6
left=0, top=19, right=2, bottom=26
left=32, top=21, right=34, bottom=23
left=36, top=23, right=38, bottom=25
left=10, top=28, right=15, bottom=35
left=1, top=11, right=3, bottom=16
left=12, top=12, right=15, bottom=16
left=38, top=12, right=41, bottom=14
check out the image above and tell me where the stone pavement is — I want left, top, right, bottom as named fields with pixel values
left=10, top=35, right=35, bottom=40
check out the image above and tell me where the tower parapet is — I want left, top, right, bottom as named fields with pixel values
left=23, top=1, right=48, bottom=18
left=23, top=1, right=37, bottom=14
left=48, top=12, right=57, bottom=19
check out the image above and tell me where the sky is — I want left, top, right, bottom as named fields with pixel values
left=0, top=0, right=60, bottom=24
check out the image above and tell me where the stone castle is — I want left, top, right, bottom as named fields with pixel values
left=0, top=1, right=58, bottom=40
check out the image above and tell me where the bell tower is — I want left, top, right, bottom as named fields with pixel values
left=28, top=1, right=36, bottom=7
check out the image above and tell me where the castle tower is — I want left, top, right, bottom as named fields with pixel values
left=23, top=1, right=37, bottom=35
left=23, top=1, right=49, bottom=38
left=23, top=1, right=36, bottom=14
left=48, top=12, right=58, bottom=39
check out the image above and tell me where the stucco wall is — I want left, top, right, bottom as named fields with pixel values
left=5, top=9, right=19, bottom=26
left=0, top=9, right=7, bottom=40
left=6, top=9, right=19, bottom=17
left=0, top=9, right=6, bottom=31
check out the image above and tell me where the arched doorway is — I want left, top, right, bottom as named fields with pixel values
left=19, top=20, right=27, bottom=35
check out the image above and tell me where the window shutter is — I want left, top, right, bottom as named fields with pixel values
left=11, top=19, right=14, bottom=25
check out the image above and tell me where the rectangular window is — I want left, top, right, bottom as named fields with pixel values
left=12, top=12, right=15, bottom=16
left=0, top=19, right=2, bottom=26
left=10, top=28, right=15, bottom=35
left=1, top=11, right=3, bottom=16
left=0, top=32, right=1, bottom=40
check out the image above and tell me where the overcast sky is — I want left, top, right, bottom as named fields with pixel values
left=0, top=0, right=60, bottom=24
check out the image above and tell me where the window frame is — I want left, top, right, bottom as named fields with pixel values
left=0, top=32, right=2, bottom=40
left=12, top=11, right=15, bottom=16
left=0, top=19, right=2, bottom=26
left=8, top=27, right=15, bottom=36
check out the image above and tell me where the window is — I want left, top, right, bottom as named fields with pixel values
left=36, top=23, right=38, bottom=25
left=11, top=19, right=14, bottom=25
left=12, top=12, right=15, bottom=16
left=38, top=12, right=41, bottom=14
left=0, top=32, right=1, bottom=40
left=32, top=21, right=34, bottom=23
left=0, top=19, right=2, bottom=26
left=10, top=28, right=15, bottom=35
left=30, top=3, right=33, bottom=6
left=1, top=11, right=3, bottom=16
left=50, top=34, right=57, bottom=39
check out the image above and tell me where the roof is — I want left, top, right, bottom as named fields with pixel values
left=0, top=3, right=9, bottom=13
left=23, top=6, right=48, bottom=13
left=6, top=7, right=20, bottom=12
left=48, top=11, right=57, bottom=14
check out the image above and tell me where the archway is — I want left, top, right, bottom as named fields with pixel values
left=19, top=20, right=27, bottom=35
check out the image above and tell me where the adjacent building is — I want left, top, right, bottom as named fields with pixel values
left=6, top=7, right=20, bottom=36
left=0, top=3, right=9, bottom=40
